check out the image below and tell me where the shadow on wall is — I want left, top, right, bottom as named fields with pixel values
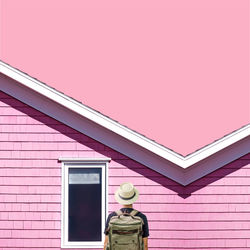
left=1, top=91, right=250, bottom=200
left=116, top=154, right=250, bottom=199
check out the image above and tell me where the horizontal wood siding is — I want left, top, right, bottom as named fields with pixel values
left=0, top=90, right=250, bottom=249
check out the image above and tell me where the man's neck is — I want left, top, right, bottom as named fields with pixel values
left=122, top=204, right=133, bottom=208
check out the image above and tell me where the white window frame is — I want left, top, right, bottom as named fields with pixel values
left=60, top=158, right=110, bottom=248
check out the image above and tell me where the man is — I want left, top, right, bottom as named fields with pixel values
left=103, top=182, right=149, bottom=250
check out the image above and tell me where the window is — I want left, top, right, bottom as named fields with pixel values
left=60, top=158, right=110, bottom=248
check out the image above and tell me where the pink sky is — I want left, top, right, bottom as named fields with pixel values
left=1, top=0, right=249, bottom=156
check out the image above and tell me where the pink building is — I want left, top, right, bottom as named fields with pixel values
left=0, top=60, right=249, bottom=249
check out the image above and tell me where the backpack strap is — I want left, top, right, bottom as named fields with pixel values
left=130, top=209, right=139, bottom=216
left=130, top=209, right=144, bottom=226
left=115, top=209, right=123, bottom=216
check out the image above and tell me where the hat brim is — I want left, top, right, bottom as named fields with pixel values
left=114, top=187, right=139, bottom=205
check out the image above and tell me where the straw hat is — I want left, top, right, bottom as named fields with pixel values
left=115, top=182, right=139, bottom=205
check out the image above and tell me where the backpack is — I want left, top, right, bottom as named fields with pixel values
left=106, top=209, right=144, bottom=250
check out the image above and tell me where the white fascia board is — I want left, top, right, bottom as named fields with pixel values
left=1, top=61, right=249, bottom=169
left=182, top=125, right=250, bottom=168
left=0, top=61, right=184, bottom=165
left=59, top=157, right=111, bottom=163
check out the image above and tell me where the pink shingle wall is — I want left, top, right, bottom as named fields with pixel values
left=0, top=90, right=250, bottom=249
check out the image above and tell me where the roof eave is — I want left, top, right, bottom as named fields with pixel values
left=0, top=60, right=249, bottom=186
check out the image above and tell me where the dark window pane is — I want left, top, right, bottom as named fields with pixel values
left=68, top=168, right=102, bottom=241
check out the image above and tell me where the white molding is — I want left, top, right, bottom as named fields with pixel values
left=0, top=73, right=186, bottom=184
left=182, top=125, right=250, bottom=168
left=1, top=61, right=249, bottom=168
left=0, top=61, right=183, bottom=166
left=0, top=61, right=249, bottom=186
left=59, top=157, right=111, bottom=163
left=183, top=136, right=250, bottom=185
left=61, top=160, right=108, bottom=248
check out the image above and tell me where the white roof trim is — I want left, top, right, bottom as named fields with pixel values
left=1, top=61, right=249, bottom=169
left=182, top=125, right=249, bottom=168
left=58, top=157, right=111, bottom=163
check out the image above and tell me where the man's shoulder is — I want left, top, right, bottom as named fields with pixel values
left=136, top=210, right=148, bottom=220
left=107, top=211, right=117, bottom=218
